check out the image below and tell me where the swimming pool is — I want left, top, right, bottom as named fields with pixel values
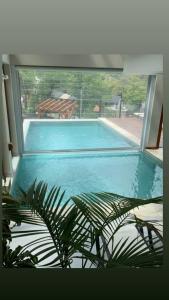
left=12, top=151, right=163, bottom=201
left=24, top=120, right=136, bottom=151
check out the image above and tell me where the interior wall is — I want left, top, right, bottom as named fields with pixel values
left=2, top=54, right=10, bottom=64
left=3, top=64, right=19, bottom=155
left=2, top=78, right=13, bottom=177
left=9, top=54, right=163, bottom=75
left=9, top=54, right=124, bottom=69
left=146, top=74, right=163, bottom=147
left=123, top=55, right=163, bottom=75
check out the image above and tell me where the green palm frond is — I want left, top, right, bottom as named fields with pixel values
left=106, top=235, right=163, bottom=268
left=71, top=192, right=162, bottom=234
left=3, top=245, right=38, bottom=268
left=9, top=182, right=91, bottom=267
left=3, top=181, right=163, bottom=268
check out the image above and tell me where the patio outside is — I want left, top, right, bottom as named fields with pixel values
left=19, top=68, right=151, bottom=148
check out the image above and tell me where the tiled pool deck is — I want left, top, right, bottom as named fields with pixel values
left=105, top=117, right=163, bottom=161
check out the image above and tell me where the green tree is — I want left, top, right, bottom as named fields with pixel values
left=123, top=75, right=148, bottom=104
left=19, top=69, right=148, bottom=116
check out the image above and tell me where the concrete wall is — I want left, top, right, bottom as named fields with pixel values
left=2, top=78, right=13, bottom=177
left=123, top=55, right=163, bottom=75
left=2, top=54, right=10, bottom=64
left=3, top=64, right=19, bottom=155
left=9, top=54, right=163, bottom=75
left=9, top=54, right=124, bottom=69
left=146, top=74, right=163, bottom=147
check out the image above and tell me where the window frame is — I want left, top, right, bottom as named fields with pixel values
left=11, top=65, right=154, bottom=154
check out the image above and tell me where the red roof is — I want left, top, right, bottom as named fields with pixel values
left=37, top=98, right=77, bottom=113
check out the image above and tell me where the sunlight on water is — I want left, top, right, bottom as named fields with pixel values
left=24, top=121, right=135, bottom=151
left=12, top=152, right=163, bottom=201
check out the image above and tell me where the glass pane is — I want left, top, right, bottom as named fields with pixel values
left=18, top=68, right=149, bottom=152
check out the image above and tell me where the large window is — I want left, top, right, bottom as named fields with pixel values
left=17, top=67, right=149, bottom=152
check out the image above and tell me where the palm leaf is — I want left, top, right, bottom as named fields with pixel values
left=9, top=182, right=91, bottom=267
left=4, top=181, right=163, bottom=268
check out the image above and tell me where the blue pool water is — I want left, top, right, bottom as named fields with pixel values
left=24, top=121, right=135, bottom=151
left=12, top=152, right=163, bottom=201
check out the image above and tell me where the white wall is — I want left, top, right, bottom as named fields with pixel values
left=2, top=54, right=10, bottom=64
left=146, top=75, right=163, bottom=147
left=9, top=54, right=124, bottom=69
left=3, top=64, right=19, bottom=155
left=2, top=78, right=13, bottom=177
left=9, top=54, right=163, bottom=74
left=123, top=55, right=163, bottom=75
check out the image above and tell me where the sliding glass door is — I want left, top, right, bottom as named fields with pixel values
left=14, top=66, right=149, bottom=153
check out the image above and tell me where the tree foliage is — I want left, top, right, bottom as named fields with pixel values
left=19, top=69, right=148, bottom=115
